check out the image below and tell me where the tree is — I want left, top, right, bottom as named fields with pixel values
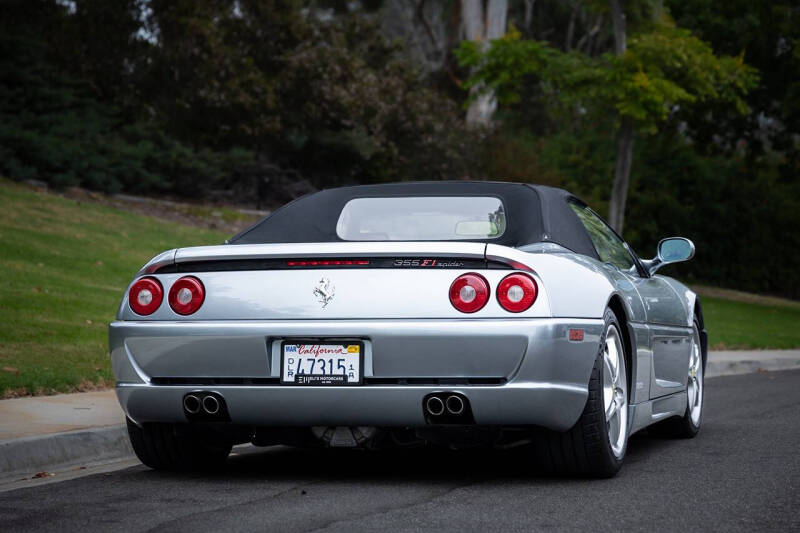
left=457, top=12, right=757, bottom=232
left=461, top=0, right=508, bottom=127
left=666, top=0, right=800, bottom=166
left=608, top=0, right=632, bottom=231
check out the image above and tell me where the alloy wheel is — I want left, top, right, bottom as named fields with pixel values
left=603, top=324, right=628, bottom=458
left=687, top=326, right=704, bottom=425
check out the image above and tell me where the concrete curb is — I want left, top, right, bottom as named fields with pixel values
left=0, top=425, right=133, bottom=478
left=706, top=350, right=800, bottom=378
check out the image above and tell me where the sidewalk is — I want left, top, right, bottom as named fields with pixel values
left=0, top=391, right=130, bottom=479
left=0, top=390, right=122, bottom=441
left=1, top=350, right=799, bottom=480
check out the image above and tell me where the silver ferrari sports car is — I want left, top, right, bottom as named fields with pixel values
left=111, top=181, right=706, bottom=477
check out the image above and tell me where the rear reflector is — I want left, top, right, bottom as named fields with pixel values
left=449, top=273, right=490, bottom=313
left=497, top=273, right=537, bottom=313
left=128, top=277, right=163, bottom=315
left=569, top=329, right=585, bottom=341
left=168, top=276, right=205, bottom=315
left=286, top=260, right=370, bottom=267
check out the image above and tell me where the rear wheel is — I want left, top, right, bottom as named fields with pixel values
left=126, top=418, right=232, bottom=471
left=533, top=308, right=629, bottom=478
left=649, top=320, right=704, bottom=438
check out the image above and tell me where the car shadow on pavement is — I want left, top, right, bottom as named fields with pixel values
left=134, top=429, right=681, bottom=483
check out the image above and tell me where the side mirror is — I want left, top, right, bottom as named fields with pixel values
left=642, top=237, right=695, bottom=276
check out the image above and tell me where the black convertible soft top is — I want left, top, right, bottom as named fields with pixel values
left=229, top=181, right=599, bottom=259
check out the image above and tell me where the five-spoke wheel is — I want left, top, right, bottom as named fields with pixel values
left=687, top=325, right=704, bottom=426
left=603, top=323, right=628, bottom=458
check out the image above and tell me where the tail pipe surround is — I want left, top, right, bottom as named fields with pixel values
left=423, top=392, right=474, bottom=424
left=183, top=391, right=230, bottom=422
left=183, top=394, right=201, bottom=414
left=425, top=396, right=445, bottom=416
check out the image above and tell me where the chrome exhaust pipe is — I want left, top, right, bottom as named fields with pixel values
left=446, top=395, right=465, bottom=415
left=425, top=396, right=445, bottom=416
left=183, top=394, right=201, bottom=414
left=202, top=395, right=220, bottom=415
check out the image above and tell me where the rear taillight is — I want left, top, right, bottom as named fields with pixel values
left=128, top=277, right=163, bottom=316
left=497, top=273, right=537, bottom=313
left=449, top=273, right=490, bottom=313
left=168, top=276, right=205, bottom=315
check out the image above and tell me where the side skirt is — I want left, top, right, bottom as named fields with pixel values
left=627, top=391, right=686, bottom=435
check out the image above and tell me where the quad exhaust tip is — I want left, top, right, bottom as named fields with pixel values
left=425, top=396, right=445, bottom=416
left=202, top=395, right=220, bottom=415
left=423, top=393, right=473, bottom=423
left=183, top=392, right=229, bottom=421
left=183, top=394, right=201, bottom=414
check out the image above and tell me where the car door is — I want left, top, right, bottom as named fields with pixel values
left=631, top=275, right=693, bottom=398
left=568, top=202, right=691, bottom=400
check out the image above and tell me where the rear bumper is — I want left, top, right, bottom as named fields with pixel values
left=110, top=318, right=603, bottom=431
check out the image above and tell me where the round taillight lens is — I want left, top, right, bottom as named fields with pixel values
left=497, top=273, right=538, bottom=313
left=128, top=277, right=163, bottom=316
left=449, top=273, right=490, bottom=313
left=168, top=276, right=205, bottom=315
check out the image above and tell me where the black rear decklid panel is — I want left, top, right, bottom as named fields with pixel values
left=155, top=257, right=511, bottom=273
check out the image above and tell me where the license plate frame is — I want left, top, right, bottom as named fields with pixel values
left=280, top=339, right=364, bottom=386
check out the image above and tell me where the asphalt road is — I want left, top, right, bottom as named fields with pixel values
left=1, top=370, right=799, bottom=532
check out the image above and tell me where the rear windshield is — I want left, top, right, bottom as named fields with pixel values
left=336, top=196, right=506, bottom=241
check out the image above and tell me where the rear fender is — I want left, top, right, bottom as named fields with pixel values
left=486, top=244, right=614, bottom=319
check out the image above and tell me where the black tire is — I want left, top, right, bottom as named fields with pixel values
left=648, top=319, right=704, bottom=439
left=126, top=418, right=232, bottom=471
left=532, top=308, right=628, bottom=478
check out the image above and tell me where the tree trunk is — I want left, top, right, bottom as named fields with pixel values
left=463, top=0, right=507, bottom=127
left=652, top=0, right=664, bottom=22
left=523, top=0, right=535, bottom=34
left=461, top=0, right=483, bottom=42
left=565, top=1, right=578, bottom=52
left=609, top=0, right=626, bottom=55
left=485, top=0, right=507, bottom=38
left=575, top=14, right=602, bottom=55
left=607, top=0, right=632, bottom=233
left=608, top=120, right=634, bottom=233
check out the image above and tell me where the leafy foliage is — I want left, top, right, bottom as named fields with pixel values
left=668, top=1, right=800, bottom=154
left=275, top=16, right=475, bottom=184
left=0, top=31, right=256, bottom=196
left=456, top=24, right=758, bottom=132
left=0, top=0, right=475, bottom=202
left=616, top=26, right=757, bottom=129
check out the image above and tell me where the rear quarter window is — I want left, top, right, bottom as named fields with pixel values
left=568, top=202, right=635, bottom=271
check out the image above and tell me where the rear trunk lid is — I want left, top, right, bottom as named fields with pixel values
left=123, top=242, right=550, bottom=320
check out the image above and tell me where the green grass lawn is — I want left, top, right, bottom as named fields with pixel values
left=0, top=180, right=228, bottom=397
left=701, top=296, right=800, bottom=350
left=0, top=179, right=798, bottom=397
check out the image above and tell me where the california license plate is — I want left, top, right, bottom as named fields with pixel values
left=280, top=341, right=363, bottom=385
